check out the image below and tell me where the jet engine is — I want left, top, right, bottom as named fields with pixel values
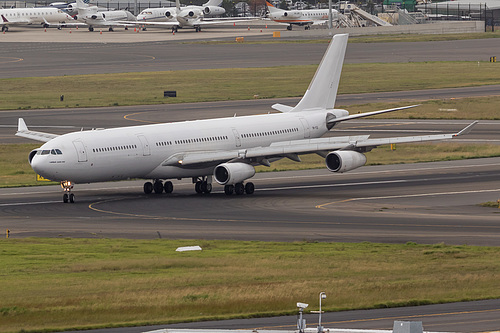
left=214, top=162, right=255, bottom=185
left=165, top=10, right=173, bottom=17
left=203, top=6, right=225, bottom=16
left=282, top=11, right=301, bottom=18
left=325, top=151, right=367, bottom=173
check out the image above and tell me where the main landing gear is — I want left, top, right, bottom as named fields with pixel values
left=193, top=177, right=212, bottom=194
left=224, top=182, right=254, bottom=196
left=61, top=180, right=75, bottom=203
left=143, top=180, right=174, bottom=194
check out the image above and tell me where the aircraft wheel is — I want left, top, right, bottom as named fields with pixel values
left=201, top=181, right=212, bottom=194
left=89, top=26, right=94, bottom=32
left=108, top=27, right=114, bottom=32
left=287, top=25, right=292, bottom=31
left=224, top=185, right=234, bottom=195
left=69, top=193, right=75, bottom=203
left=153, top=181, right=164, bottom=194
left=63, top=193, right=69, bottom=203
left=124, top=26, right=128, bottom=30
left=144, top=181, right=153, bottom=194
left=234, top=183, right=244, bottom=195
left=164, top=181, right=173, bottom=194
left=195, top=181, right=203, bottom=194
left=245, top=182, right=255, bottom=195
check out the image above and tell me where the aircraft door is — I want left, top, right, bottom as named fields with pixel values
left=137, top=134, right=151, bottom=156
left=72, top=140, right=88, bottom=162
left=232, top=128, right=241, bottom=147
left=299, top=118, right=310, bottom=138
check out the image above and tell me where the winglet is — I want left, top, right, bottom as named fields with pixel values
left=18, top=118, right=28, bottom=132
left=454, top=121, right=478, bottom=137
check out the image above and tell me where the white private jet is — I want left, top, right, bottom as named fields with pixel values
left=134, top=0, right=250, bottom=32
left=266, top=0, right=338, bottom=30
left=73, top=0, right=135, bottom=31
left=0, top=6, right=74, bottom=32
left=137, top=0, right=225, bottom=24
left=16, top=34, right=477, bottom=203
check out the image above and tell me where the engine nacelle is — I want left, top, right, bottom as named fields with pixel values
left=203, top=5, right=225, bottom=16
left=165, top=10, right=173, bottom=17
left=325, top=151, right=367, bottom=173
left=214, top=162, right=255, bottom=185
left=283, top=11, right=301, bottom=18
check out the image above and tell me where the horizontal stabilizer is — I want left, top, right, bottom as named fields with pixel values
left=271, top=103, right=293, bottom=113
left=16, top=118, right=59, bottom=142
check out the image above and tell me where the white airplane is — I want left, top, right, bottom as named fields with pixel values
left=16, top=34, right=477, bottom=203
left=134, top=0, right=249, bottom=32
left=137, top=0, right=225, bottom=24
left=266, top=0, right=338, bottom=30
left=0, top=6, right=74, bottom=32
left=73, top=0, right=135, bottom=31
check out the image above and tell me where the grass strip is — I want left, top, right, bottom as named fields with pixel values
left=3, top=61, right=500, bottom=110
left=1, top=238, right=499, bottom=333
left=3, top=143, right=500, bottom=187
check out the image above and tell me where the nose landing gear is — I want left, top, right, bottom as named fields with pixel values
left=61, top=180, right=75, bottom=203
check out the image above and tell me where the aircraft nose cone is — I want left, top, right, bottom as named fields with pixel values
left=30, top=155, right=53, bottom=180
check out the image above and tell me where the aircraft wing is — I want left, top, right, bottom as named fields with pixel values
left=162, top=121, right=478, bottom=167
left=16, top=118, right=59, bottom=142
left=123, top=20, right=178, bottom=27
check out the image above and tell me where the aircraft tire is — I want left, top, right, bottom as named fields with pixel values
left=69, top=193, right=75, bottom=203
left=224, top=185, right=234, bottom=195
left=144, top=181, right=153, bottom=194
left=244, top=182, right=255, bottom=195
left=88, top=26, right=94, bottom=32
left=201, top=181, right=212, bottom=194
left=164, top=181, right=173, bottom=194
left=195, top=181, right=203, bottom=194
left=153, top=181, right=164, bottom=194
left=63, top=193, right=69, bottom=203
left=235, top=183, right=244, bottom=195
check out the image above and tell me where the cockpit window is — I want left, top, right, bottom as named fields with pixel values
left=41, top=150, right=50, bottom=155
left=55, top=149, right=63, bottom=155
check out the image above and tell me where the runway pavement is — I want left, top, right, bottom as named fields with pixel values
left=1, top=29, right=500, bottom=78
left=1, top=157, right=499, bottom=245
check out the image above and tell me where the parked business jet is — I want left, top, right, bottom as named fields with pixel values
left=0, top=6, right=74, bottom=32
left=16, top=34, right=477, bottom=203
left=266, top=0, right=337, bottom=30
left=137, top=0, right=225, bottom=25
left=134, top=0, right=249, bottom=32
left=73, top=0, right=135, bottom=31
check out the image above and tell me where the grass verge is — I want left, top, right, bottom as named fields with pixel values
left=3, top=61, right=500, bottom=110
left=0, top=238, right=499, bottom=333
left=3, top=143, right=500, bottom=187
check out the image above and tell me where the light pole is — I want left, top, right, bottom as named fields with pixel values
left=318, top=292, right=326, bottom=333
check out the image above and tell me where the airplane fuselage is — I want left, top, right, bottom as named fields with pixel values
left=30, top=110, right=332, bottom=184
left=0, top=7, right=72, bottom=26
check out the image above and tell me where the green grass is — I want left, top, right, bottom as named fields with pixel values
left=0, top=238, right=499, bottom=333
left=3, top=61, right=500, bottom=110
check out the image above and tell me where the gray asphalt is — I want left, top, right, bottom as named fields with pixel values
left=1, top=35, right=500, bottom=78
left=2, top=157, right=499, bottom=246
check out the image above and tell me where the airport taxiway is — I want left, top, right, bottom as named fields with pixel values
left=1, top=29, right=500, bottom=78
left=1, top=157, right=499, bottom=245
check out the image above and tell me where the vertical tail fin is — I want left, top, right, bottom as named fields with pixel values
left=291, top=34, right=348, bottom=112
